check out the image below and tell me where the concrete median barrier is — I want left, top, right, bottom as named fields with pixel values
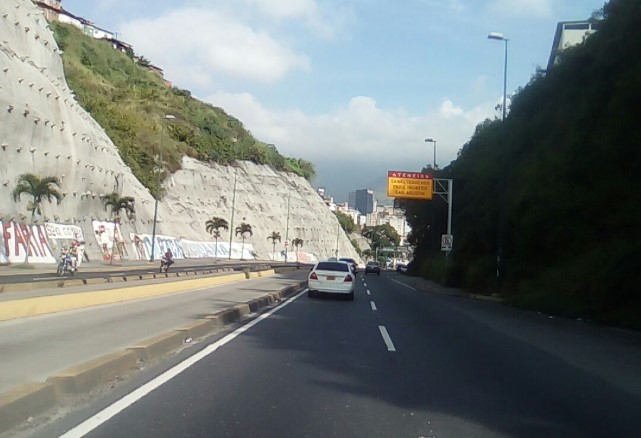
left=47, top=351, right=138, bottom=395
left=0, top=383, right=56, bottom=433
left=127, top=331, right=186, bottom=362
left=0, top=272, right=247, bottom=322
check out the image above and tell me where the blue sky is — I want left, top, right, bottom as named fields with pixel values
left=61, top=0, right=605, bottom=202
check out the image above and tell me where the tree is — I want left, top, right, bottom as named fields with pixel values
left=362, top=249, right=373, bottom=260
left=335, top=211, right=357, bottom=234
left=205, top=216, right=229, bottom=258
left=292, top=238, right=304, bottom=257
left=102, top=192, right=135, bottom=264
left=11, top=173, right=63, bottom=264
left=235, top=222, right=253, bottom=260
left=267, top=231, right=281, bottom=259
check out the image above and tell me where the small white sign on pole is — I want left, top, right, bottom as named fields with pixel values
left=441, top=234, right=453, bottom=252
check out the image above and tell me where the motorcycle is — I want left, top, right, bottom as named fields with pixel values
left=57, top=255, right=76, bottom=276
left=159, top=257, right=174, bottom=273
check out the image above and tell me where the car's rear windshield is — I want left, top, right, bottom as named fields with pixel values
left=316, top=262, right=349, bottom=272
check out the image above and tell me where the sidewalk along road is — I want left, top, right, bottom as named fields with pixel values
left=0, top=270, right=308, bottom=434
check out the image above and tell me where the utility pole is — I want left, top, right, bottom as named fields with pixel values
left=228, top=170, right=237, bottom=259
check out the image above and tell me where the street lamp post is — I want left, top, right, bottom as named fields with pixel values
left=424, top=138, right=437, bottom=170
left=150, top=114, right=175, bottom=262
left=228, top=170, right=238, bottom=259
left=488, top=31, right=509, bottom=289
left=284, top=191, right=291, bottom=262
left=488, top=32, right=509, bottom=121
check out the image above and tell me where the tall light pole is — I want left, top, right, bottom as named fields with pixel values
left=284, top=191, right=291, bottom=262
left=228, top=169, right=238, bottom=259
left=488, top=31, right=509, bottom=289
left=488, top=32, right=509, bottom=121
left=150, top=114, right=175, bottom=262
left=424, top=138, right=437, bottom=170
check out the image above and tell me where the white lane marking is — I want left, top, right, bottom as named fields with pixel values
left=378, top=325, right=396, bottom=352
left=37, top=276, right=66, bottom=281
left=363, top=282, right=367, bottom=287
left=366, top=290, right=371, bottom=296
left=59, top=289, right=308, bottom=438
left=370, top=300, right=377, bottom=311
left=391, top=279, right=416, bottom=291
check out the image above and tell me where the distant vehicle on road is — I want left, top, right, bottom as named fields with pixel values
left=308, top=260, right=355, bottom=300
left=339, top=257, right=358, bottom=273
left=396, top=263, right=407, bottom=274
left=365, top=261, right=381, bottom=275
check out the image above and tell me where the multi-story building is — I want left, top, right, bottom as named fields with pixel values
left=547, top=19, right=601, bottom=71
left=350, top=189, right=374, bottom=216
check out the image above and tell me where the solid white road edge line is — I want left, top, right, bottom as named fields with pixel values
left=370, top=301, right=377, bottom=311
left=391, top=279, right=416, bottom=290
left=378, top=325, right=396, bottom=352
left=59, top=288, right=308, bottom=438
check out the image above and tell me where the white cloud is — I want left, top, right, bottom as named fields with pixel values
left=206, top=91, right=495, bottom=170
left=119, top=7, right=310, bottom=88
left=488, top=0, right=553, bottom=18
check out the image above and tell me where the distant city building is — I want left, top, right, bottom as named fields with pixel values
left=351, top=189, right=374, bottom=216
left=547, top=19, right=601, bottom=71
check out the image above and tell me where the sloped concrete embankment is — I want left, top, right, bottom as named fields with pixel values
left=0, top=269, right=307, bottom=434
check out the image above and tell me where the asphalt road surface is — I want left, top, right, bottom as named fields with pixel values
left=33, top=272, right=641, bottom=438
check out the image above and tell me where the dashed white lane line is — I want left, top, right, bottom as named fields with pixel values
left=370, top=300, right=377, bottom=311
left=59, top=289, right=307, bottom=438
left=378, top=325, right=396, bottom=352
left=366, top=289, right=371, bottom=296
left=391, top=279, right=416, bottom=291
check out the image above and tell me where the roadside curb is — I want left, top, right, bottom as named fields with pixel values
left=0, top=280, right=307, bottom=434
left=0, top=267, right=238, bottom=294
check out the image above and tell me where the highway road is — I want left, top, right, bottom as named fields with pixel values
left=26, top=272, right=641, bottom=437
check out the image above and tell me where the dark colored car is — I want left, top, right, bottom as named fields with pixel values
left=339, top=257, right=358, bottom=273
left=365, top=261, right=380, bottom=275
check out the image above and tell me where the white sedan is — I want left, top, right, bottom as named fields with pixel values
left=307, top=260, right=355, bottom=300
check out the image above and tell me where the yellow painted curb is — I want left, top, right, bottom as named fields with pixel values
left=0, top=383, right=56, bottom=432
left=0, top=273, right=247, bottom=322
left=258, top=269, right=276, bottom=278
left=0, top=280, right=62, bottom=294
left=47, top=351, right=137, bottom=395
left=175, top=319, right=218, bottom=340
left=127, top=331, right=186, bottom=362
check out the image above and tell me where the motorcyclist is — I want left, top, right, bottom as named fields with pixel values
left=161, top=248, right=174, bottom=271
left=69, top=241, right=79, bottom=271
left=59, top=246, right=72, bottom=270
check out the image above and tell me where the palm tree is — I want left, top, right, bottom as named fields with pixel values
left=205, top=216, right=229, bottom=258
left=102, top=192, right=135, bottom=264
left=235, top=222, right=253, bottom=260
left=11, top=173, right=63, bottom=264
left=267, top=231, right=281, bottom=260
left=292, top=238, right=304, bottom=261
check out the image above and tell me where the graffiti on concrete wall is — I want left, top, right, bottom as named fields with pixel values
left=92, top=220, right=129, bottom=262
left=0, top=221, right=56, bottom=264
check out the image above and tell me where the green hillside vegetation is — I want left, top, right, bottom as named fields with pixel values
left=51, top=22, right=315, bottom=197
left=401, top=0, right=641, bottom=329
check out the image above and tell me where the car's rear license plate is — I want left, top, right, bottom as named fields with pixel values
left=326, top=275, right=336, bottom=280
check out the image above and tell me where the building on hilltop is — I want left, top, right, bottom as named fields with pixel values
left=32, top=0, right=170, bottom=86
left=547, top=19, right=601, bottom=71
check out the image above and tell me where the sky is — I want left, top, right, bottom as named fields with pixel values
left=61, top=0, right=605, bottom=202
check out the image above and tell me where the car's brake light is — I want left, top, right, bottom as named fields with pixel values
left=344, top=275, right=353, bottom=282
left=310, top=272, right=318, bottom=280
